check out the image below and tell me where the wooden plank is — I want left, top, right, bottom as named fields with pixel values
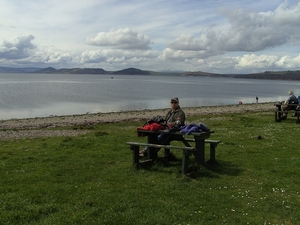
left=184, top=139, right=221, bottom=163
left=126, top=142, right=195, bottom=151
left=184, top=139, right=221, bottom=144
left=126, top=141, right=196, bottom=175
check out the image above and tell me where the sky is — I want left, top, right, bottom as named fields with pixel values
left=1, top=0, right=300, bottom=74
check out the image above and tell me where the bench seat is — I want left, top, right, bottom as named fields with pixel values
left=275, top=110, right=300, bottom=123
left=184, top=139, right=221, bottom=163
left=126, top=142, right=196, bottom=174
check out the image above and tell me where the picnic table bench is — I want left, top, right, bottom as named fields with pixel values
left=274, top=103, right=300, bottom=123
left=126, top=142, right=196, bottom=174
left=126, top=129, right=221, bottom=174
left=185, top=139, right=221, bottom=163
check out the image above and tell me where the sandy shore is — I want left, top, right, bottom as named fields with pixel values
left=0, top=102, right=275, bottom=140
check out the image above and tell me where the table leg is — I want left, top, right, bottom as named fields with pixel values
left=131, top=145, right=139, bottom=169
left=160, top=135, right=171, bottom=156
left=275, top=111, right=280, bottom=122
left=147, top=133, right=159, bottom=160
left=209, top=144, right=216, bottom=163
left=194, top=137, right=205, bottom=165
left=275, top=105, right=282, bottom=122
left=164, top=148, right=170, bottom=156
left=182, top=149, right=189, bottom=174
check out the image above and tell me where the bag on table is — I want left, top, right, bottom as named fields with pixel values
left=144, top=115, right=167, bottom=127
left=137, top=115, right=167, bottom=132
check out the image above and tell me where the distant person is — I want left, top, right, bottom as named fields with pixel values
left=281, top=90, right=298, bottom=119
left=238, top=101, right=243, bottom=105
left=139, top=97, right=186, bottom=157
left=256, top=96, right=258, bottom=103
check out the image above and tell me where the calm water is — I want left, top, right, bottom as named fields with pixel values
left=0, top=73, right=299, bottom=120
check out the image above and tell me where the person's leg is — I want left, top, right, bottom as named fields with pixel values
left=157, top=133, right=168, bottom=144
left=139, top=134, right=160, bottom=157
left=282, top=105, right=288, bottom=119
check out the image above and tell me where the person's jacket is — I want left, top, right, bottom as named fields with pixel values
left=287, top=94, right=298, bottom=104
left=286, top=94, right=298, bottom=110
left=165, top=106, right=185, bottom=127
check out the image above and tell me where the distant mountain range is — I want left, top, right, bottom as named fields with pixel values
left=0, top=66, right=151, bottom=75
left=0, top=66, right=41, bottom=73
left=0, top=66, right=300, bottom=80
left=181, top=70, right=300, bottom=80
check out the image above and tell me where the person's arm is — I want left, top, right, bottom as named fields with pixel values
left=168, top=110, right=185, bottom=127
left=284, top=96, right=291, bottom=104
left=176, top=111, right=185, bottom=124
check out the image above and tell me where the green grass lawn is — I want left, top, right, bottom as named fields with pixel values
left=1, top=112, right=299, bottom=225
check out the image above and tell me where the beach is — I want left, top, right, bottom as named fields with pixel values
left=0, top=102, right=274, bottom=140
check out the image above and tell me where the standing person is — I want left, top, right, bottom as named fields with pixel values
left=281, top=90, right=298, bottom=119
left=139, top=97, right=186, bottom=157
left=256, top=96, right=258, bottom=103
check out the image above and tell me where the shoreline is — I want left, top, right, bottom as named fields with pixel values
left=0, top=102, right=275, bottom=130
left=0, top=102, right=275, bottom=140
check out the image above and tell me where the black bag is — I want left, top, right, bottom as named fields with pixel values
left=145, top=115, right=167, bottom=127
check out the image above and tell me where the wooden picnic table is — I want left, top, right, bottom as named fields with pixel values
left=138, top=129, right=212, bottom=164
left=127, top=129, right=221, bottom=174
left=274, top=103, right=300, bottom=123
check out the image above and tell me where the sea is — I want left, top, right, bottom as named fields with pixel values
left=0, top=73, right=299, bottom=120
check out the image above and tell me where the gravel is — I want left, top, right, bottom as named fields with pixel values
left=0, top=102, right=275, bottom=140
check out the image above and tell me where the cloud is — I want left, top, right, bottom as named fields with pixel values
left=80, top=49, right=159, bottom=65
left=1, top=1, right=300, bottom=73
left=44, top=53, right=76, bottom=64
left=235, top=54, right=279, bottom=69
left=233, top=53, right=300, bottom=72
left=272, top=0, right=300, bottom=26
left=275, top=55, right=299, bottom=68
left=159, top=47, right=216, bottom=62
left=164, top=1, right=300, bottom=61
left=0, top=35, right=36, bottom=59
left=85, top=28, right=152, bottom=50
left=0, top=37, right=79, bottom=67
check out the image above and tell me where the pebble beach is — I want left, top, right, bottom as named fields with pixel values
left=0, top=102, right=275, bottom=140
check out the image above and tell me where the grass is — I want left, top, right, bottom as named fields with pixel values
left=0, top=111, right=300, bottom=224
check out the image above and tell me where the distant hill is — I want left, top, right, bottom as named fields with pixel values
left=180, top=70, right=300, bottom=80
left=1, top=66, right=300, bottom=80
left=180, top=71, right=223, bottom=77
left=0, top=66, right=40, bottom=73
left=34, top=67, right=108, bottom=74
left=35, top=67, right=58, bottom=73
left=112, top=68, right=150, bottom=75
left=233, top=71, right=300, bottom=80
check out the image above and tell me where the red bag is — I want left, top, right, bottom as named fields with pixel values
left=137, top=122, right=165, bottom=131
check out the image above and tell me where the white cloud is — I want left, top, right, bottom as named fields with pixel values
left=0, top=35, right=36, bottom=59
left=233, top=53, right=300, bottom=72
left=85, top=28, right=152, bottom=50
left=275, top=54, right=300, bottom=68
left=166, top=1, right=300, bottom=57
left=159, top=47, right=215, bottom=61
left=80, top=49, right=159, bottom=65
left=272, top=0, right=300, bottom=26
left=236, top=54, right=278, bottom=69
left=0, top=0, right=300, bottom=73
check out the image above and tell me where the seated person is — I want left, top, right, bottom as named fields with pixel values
left=139, top=97, right=186, bottom=157
left=282, top=90, right=298, bottom=119
left=165, top=97, right=185, bottom=129
left=157, top=97, right=186, bottom=142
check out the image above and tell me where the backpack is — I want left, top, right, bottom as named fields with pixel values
left=145, top=115, right=167, bottom=127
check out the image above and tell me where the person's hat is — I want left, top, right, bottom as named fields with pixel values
left=171, top=97, right=179, bottom=102
left=288, top=90, right=293, bottom=95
